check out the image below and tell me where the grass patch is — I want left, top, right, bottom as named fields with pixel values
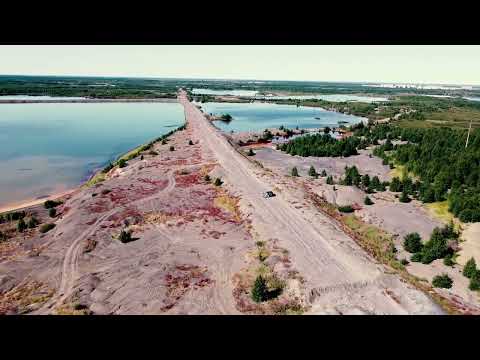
left=214, top=194, right=241, bottom=222
left=83, top=172, right=106, bottom=188
left=425, top=201, right=462, bottom=230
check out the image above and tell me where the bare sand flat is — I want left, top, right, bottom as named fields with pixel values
left=457, top=223, right=480, bottom=266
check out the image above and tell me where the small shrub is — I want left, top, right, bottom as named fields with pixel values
left=188, top=140, right=194, bottom=145
left=148, top=150, right=158, bottom=156
left=291, top=167, right=299, bottom=177
left=102, top=162, right=114, bottom=173
left=214, top=178, right=223, bottom=186
left=39, top=223, right=56, bottom=233
left=400, top=258, right=409, bottom=266
left=161, top=139, right=167, bottom=145
left=169, top=146, right=175, bottom=152
left=469, top=271, right=480, bottom=291
left=118, top=230, right=133, bottom=244
left=338, top=205, right=354, bottom=213
left=321, top=169, right=327, bottom=177
left=399, top=190, right=411, bottom=203
left=48, top=208, right=57, bottom=218
left=463, top=257, right=477, bottom=279
left=308, top=166, right=318, bottom=178
left=251, top=275, right=268, bottom=303
left=44, top=200, right=61, bottom=209
left=117, top=159, right=127, bottom=168
left=403, top=232, right=423, bottom=253
left=326, top=175, right=334, bottom=185
left=247, top=148, right=255, bottom=156
left=204, top=175, right=211, bottom=182
left=411, top=252, right=423, bottom=262
left=432, top=274, right=453, bottom=289
left=27, top=217, right=39, bottom=229
left=17, top=218, right=27, bottom=233
left=443, top=254, right=455, bottom=267
left=140, top=155, right=144, bottom=160
left=101, top=189, right=111, bottom=195
left=364, top=196, right=374, bottom=205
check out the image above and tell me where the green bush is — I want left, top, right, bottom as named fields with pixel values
left=326, top=175, right=334, bottom=185
left=400, top=258, right=409, bottom=266
left=411, top=252, right=423, bottom=262
left=338, top=205, right=354, bottom=213
left=102, top=162, right=114, bottom=173
left=403, top=232, right=423, bottom=253
left=291, top=167, right=299, bottom=177
left=251, top=275, right=268, bottom=303
left=44, top=200, right=61, bottom=209
left=443, top=254, right=455, bottom=267
left=49, top=208, right=57, bottom=218
left=469, top=271, right=480, bottom=291
left=308, top=166, right=318, bottom=178
left=432, top=274, right=453, bottom=289
left=27, top=217, right=39, bottom=229
left=118, top=230, right=134, bottom=244
left=399, top=190, right=411, bottom=203
left=17, top=218, right=27, bottom=233
left=364, top=196, right=374, bottom=205
left=321, top=169, right=327, bottom=177
left=39, top=223, right=56, bottom=233
left=214, top=178, right=223, bottom=186
left=169, top=146, right=175, bottom=152
left=117, top=159, right=127, bottom=168
left=463, top=257, right=477, bottom=279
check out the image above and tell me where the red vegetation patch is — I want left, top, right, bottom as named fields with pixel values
left=174, top=172, right=202, bottom=188
left=85, top=218, right=97, bottom=226
left=138, top=178, right=169, bottom=189
left=106, top=207, right=143, bottom=227
left=86, top=200, right=110, bottom=214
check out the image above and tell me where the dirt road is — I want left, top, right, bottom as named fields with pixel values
left=180, top=91, right=443, bottom=314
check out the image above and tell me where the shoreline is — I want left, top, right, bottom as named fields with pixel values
left=0, top=98, right=178, bottom=104
left=0, top=188, right=78, bottom=214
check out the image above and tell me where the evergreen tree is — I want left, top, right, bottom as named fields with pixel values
left=364, top=196, right=374, bottom=205
left=291, top=167, right=299, bottom=177
left=432, top=274, right=453, bottom=289
left=361, top=174, right=371, bottom=188
left=17, top=218, right=27, bottom=233
left=399, top=190, right=411, bottom=203
left=308, top=165, right=318, bottom=178
left=326, top=175, right=334, bottom=185
left=251, top=275, right=268, bottom=303
left=403, top=232, right=423, bottom=253
left=463, top=257, right=477, bottom=279
left=321, top=169, right=327, bottom=177
left=371, top=176, right=381, bottom=190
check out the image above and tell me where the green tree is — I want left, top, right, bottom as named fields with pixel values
left=361, top=174, right=371, bottom=188
left=291, top=167, right=299, bottom=177
left=364, top=196, right=374, bottom=205
left=371, top=176, right=381, bottom=190
left=308, top=165, right=318, bottom=178
left=326, top=175, right=334, bottom=185
left=321, top=169, right=327, bottom=177
left=463, top=257, right=477, bottom=279
left=117, top=159, right=127, bottom=168
left=17, top=218, right=27, bottom=233
left=49, top=208, right=56, bottom=218
left=469, top=271, right=480, bottom=291
left=27, top=217, right=38, bottom=229
left=403, top=232, right=423, bottom=253
left=251, top=275, right=268, bottom=303
left=399, top=190, right=411, bottom=203
left=432, top=274, right=453, bottom=289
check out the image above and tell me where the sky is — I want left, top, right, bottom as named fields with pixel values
left=0, top=45, right=479, bottom=85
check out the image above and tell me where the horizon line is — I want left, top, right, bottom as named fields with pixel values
left=0, top=73, right=478, bottom=87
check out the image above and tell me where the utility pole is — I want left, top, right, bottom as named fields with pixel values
left=465, top=119, right=473, bottom=149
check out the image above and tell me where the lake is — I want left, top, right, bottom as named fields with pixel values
left=0, top=102, right=185, bottom=209
left=254, top=94, right=389, bottom=102
left=198, top=102, right=365, bottom=132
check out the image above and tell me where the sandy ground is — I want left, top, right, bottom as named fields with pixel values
left=0, top=189, right=77, bottom=214
left=181, top=92, right=443, bottom=314
left=249, top=143, right=480, bottom=311
left=0, top=91, right=464, bottom=315
left=457, top=223, right=480, bottom=266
